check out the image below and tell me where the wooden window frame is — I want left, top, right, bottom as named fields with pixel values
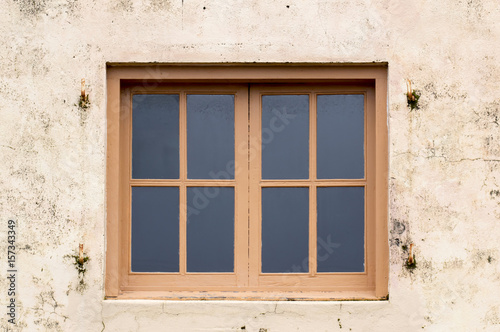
left=106, top=64, right=388, bottom=300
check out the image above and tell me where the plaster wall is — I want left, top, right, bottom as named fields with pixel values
left=0, top=0, right=499, bottom=331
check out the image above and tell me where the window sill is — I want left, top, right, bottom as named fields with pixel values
left=106, top=290, right=388, bottom=301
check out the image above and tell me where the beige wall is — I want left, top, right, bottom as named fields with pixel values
left=0, top=0, right=499, bottom=331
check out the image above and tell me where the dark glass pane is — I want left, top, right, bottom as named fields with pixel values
left=132, top=94, right=179, bottom=179
left=187, top=95, right=235, bottom=179
left=131, top=187, right=179, bottom=272
left=187, top=187, right=234, bottom=272
left=317, top=94, right=364, bottom=179
left=262, top=95, right=309, bottom=179
left=262, top=188, right=309, bottom=273
left=317, top=187, right=364, bottom=272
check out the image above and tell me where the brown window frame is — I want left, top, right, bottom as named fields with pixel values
left=106, top=64, right=388, bottom=300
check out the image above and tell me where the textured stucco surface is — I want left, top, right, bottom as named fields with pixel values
left=1, top=0, right=499, bottom=331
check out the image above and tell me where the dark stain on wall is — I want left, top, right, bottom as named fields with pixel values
left=13, top=0, right=47, bottom=16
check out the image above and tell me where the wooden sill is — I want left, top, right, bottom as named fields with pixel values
left=106, top=290, right=388, bottom=301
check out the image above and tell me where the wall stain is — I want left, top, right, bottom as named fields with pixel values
left=32, top=291, right=68, bottom=331
left=147, top=0, right=172, bottom=11
left=390, top=218, right=409, bottom=252
left=443, top=258, right=464, bottom=269
left=470, top=249, right=497, bottom=267
left=13, top=0, right=47, bottom=16
left=490, top=189, right=500, bottom=198
left=111, top=0, right=134, bottom=12
left=483, top=306, right=500, bottom=325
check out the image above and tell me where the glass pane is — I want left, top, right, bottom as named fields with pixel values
left=317, top=94, right=364, bottom=179
left=317, top=187, right=364, bottom=272
left=132, top=94, right=179, bottom=179
left=262, top=95, right=309, bottom=179
left=131, top=187, right=179, bottom=272
left=187, top=187, right=234, bottom=272
left=262, top=188, right=309, bottom=273
left=187, top=95, right=235, bottom=179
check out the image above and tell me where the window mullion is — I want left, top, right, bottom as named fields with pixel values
left=309, top=92, right=317, bottom=276
left=248, top=86, right=261, bottom=288
left=235, top=85, right=250, bottom=286
left=179, top=92, right=187, bottom=275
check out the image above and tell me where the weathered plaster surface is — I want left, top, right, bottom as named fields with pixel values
left=0, top=0, right=499, bottom=331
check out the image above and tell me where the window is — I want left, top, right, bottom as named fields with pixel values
left=106, top=65, right=388, bottom=300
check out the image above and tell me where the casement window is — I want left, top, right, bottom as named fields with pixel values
left=106, top=65, right=388, bottom=300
